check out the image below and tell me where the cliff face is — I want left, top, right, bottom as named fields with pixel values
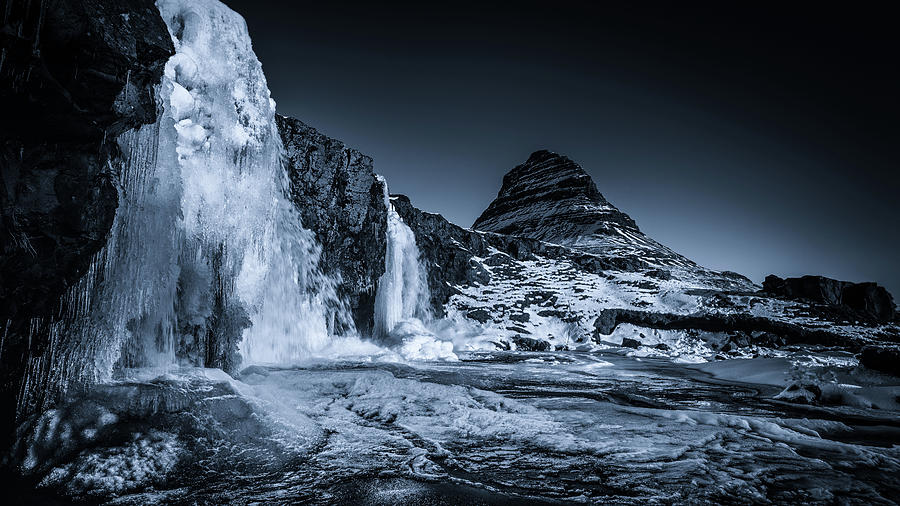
left=1, top=0, right=173, bottom=327
left=763, top=275, right=896, bottom=323
left=0, top=0, right=174, bottom=447
left=276, top=114, right=388, bottom=334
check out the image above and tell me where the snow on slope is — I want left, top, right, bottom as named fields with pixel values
left=392, top=149, right=898, bottom=360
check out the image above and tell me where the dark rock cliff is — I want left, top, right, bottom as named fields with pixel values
left=276, top=114, right=388, bottom=334
left=591, top=308, right=864, bottom=350
left=1, top=0, right=173, bottom=325
left=0, top=0, right=173, bottom=448
left=763, top=275, right=896, bottom=323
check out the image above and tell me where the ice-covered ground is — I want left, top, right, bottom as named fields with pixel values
left=14, top=349, right=900, bottom=505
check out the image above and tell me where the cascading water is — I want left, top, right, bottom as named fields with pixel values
left=373, top=191, right=456, bottom=360
left=18, top=0, right=346, bottom=415
left=373, top=198, right=431, bottom=339
left=151, top=0, right=349, bottom=366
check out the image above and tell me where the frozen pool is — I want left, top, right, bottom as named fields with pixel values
left=12, top=351, right=900, bottom=504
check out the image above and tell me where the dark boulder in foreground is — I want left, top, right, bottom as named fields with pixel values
left=763, top=275, right=896, bottom=323
left=859, top=346, right=900, bottom=376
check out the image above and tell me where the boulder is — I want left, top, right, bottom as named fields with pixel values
left=774, top=383, right=822, bottom=405
left=509, top=312, right=531, bottom=323
left=859, top=346, right=900, bottom=376
left=621, top=338, right=642, bottom=349
left=466, top=309, right=493, bottom=324
left=512, top=335, right=551, bottom=352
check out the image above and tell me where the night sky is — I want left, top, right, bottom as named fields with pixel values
left=225, top=1, right=899, bottom=295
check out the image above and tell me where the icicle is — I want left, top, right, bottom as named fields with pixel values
left=0, top=319, right=9, bottom=362
left=32, top=0, right=45, bottom=53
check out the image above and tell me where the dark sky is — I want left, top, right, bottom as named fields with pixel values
left=225, top=1, right=899, bottom=295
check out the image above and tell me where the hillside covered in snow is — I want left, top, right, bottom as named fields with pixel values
left=395, top=150, right=899, bottom=367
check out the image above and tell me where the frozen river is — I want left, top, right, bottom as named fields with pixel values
left=15, top=351, right=900, bottom=504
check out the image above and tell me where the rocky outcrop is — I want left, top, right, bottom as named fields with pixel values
left=763, top=275, right=896, bottom=323
left=859, top=346, right=900, bottom=376
left=473, top=150, right=696, bottom=269
left=276, top=114, right=388, bottom=334
left=1, top=0, right=173, bottom=327
left=0, top=0, right=174, bottom=450
left=592, top=308, right=866, bottom=350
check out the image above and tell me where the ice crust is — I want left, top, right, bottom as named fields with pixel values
left=22, top=355, right=900, bottom=503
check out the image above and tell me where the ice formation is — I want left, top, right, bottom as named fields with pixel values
left=156, top=0, right=350, bottom=366
left=374, top=200, right=431, bottom=338
left=18, top=0, right=346, bottom=413
left=373, top=193, right=455, bottom=360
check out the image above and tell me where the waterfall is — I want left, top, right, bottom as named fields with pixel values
left=372, top=194, right=456, bottom=361
left=373, top=193, right=431, bottom=339
left=154, top=0, right=348, bottom=366
left=18, top=0, right=345, bottom=415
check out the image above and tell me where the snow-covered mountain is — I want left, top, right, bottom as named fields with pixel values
left=474, top=149, right=691, bottom=268
left=472, top=149, right=755, bottom=288
left=395, top=150, right=898, bottom=360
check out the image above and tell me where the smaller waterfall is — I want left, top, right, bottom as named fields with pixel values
left=373, top=200, right=431, bottom=339
left=373, top=192, right=456, bottom=361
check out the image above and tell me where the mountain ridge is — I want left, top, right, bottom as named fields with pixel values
left=472, top=150, right=701, bottom=270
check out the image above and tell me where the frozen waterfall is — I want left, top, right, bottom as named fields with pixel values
left=154, top=0, right=348, bottom=366
left=373, top=193, right=455, bottom=360
left=373, top=198, right=431, bottom=338
left=19, top=0, right=345, bottom=414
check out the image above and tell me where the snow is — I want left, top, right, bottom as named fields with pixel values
left=390, top=321, right=458, bottom=361
left=38, top=431, right=180, bottom=497
left=21, top=354, right=899, bottom=503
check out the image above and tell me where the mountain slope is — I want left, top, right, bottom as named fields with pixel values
left=388, top=150, right=899, bottom=357
left=473, top=150, right=697, bottom=269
